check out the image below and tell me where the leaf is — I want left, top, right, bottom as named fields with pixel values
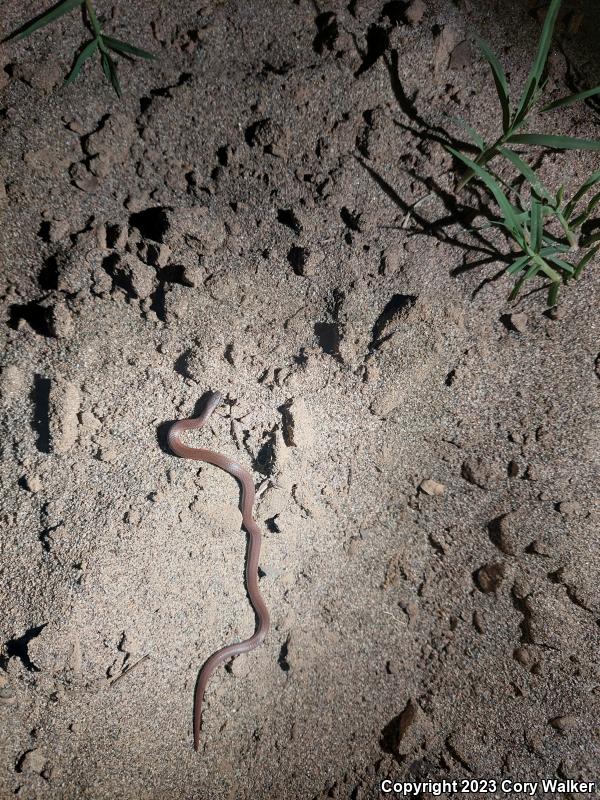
left=102, top=51, right=121, bottom=97
left=571, top=189, right=600, bottom=228
left=506, top=254, right=531, bottom=275
left=540, top=244, right=571, bottom=256
left=530, top=195, right=542, bottom=252
left=508, top=133, right=600, bottom=151
left=515, top=0, right=561, bottom=120
left=573, top=246, right=599, bottom=279
left=498, top=147, right=550, bottom=199
left=476, top=37, right=511, bottom=132
left=4, top=0, right=84, bottom=42
left=448, top=115, right=485, bottom=151
left=546, top=255, right=575, bottom=274
left=447, top=147, right=524, bottom=241
left=509, top=274, right=527, bottom=301
left=103, top=35, right=154, bottom=59
left=65, top=37, right=99, bottom=85
left=564, top=170, right=600, bottom=218
left=543, top=85, right=600, bottom=112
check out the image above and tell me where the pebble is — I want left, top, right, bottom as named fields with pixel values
left=19, top=749, right=46, bottom=774
left=419, top=478, right=445, bottom=496
left=49, top=379, right=80, bottom=454
left=558, top=501, right=583, bottom=517
left=380, top=244, right=403, bottom=274
left=549, top=714, right=578, bottom=732
left=509, top=312, right=528, bottom=333
left=474, top=563, right=506, bottom=593
left=405, top=0, right=426, bottom=24
left=22, top=473, right=43, bottom=493
left=0, top=686, right=16, bottom=705
left=490, top=512, right=519, bottom=555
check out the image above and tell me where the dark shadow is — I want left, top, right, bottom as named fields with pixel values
left=314, top=321, right=342, bottom=362
left=313, top=11, right=338, bottom=55
left=0, top=624, right=47, bottom=672
left=31, top=374, right=51, bottom=453
left=8, top=300, right=53, bottom=336
left=129, top=206, right=171, bottom=242
left=354, top=25, right=389, bottom=77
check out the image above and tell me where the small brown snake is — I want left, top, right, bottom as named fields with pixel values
left=168, top=391, right=270, bottom=751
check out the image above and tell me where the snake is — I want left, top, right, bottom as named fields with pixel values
left=168, top=391, right=270, bottom=751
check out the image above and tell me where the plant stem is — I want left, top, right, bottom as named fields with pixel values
left=84, top=0, right=102, bottom=38
left=456, top=134, right=506, bottom=191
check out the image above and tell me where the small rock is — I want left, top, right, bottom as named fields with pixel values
left=19, top=749, right=46, bottom=774
left=549, top=714, right=578, bottom=732
left=513, top=647, right=533, bottom=666
left=489, top=513, right=520, bottom=555
left=97, top=444, right=118, bottom=462
left=558, top=501, right=583, bottom=517
left=287, top=245, right=323, bottom=276
left=0, top=365, right=24, bottom=399
left=461, top=457, right=500, bottom=489
left=47, top=219, right=70, bottom=243
left=22, top=474, right=43, bottom=493
left=47, top=299, right=73, bottom=338
left=280, top=398, right=314, bottom=448
left=474, top=563, right=506, bottom=593
left=0, top=686, right=16, bottom=705
left=369, top=387, right=402, bottom=418
left=449, top=40, right=472, bottom=70
left=472, top=609, right=486, bottom=633
left=510, top=312, right=528, bottom=332
left=69, top=162, right=99, bottom=193
left=380, top=244, right=403, bottom=274
left=49, top=379, right=80, bottom=454
left=419, top=479, right=445, bottom=496
left=433, top=26, right=457, bottom=72
left=405, top=0, right=426, bottom=24
left=106, top=223, right=129, bottom=250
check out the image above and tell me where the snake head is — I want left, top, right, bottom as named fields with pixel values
left=204, top=391, right=224, bottom=417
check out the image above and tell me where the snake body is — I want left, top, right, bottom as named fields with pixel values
left=168, top=391, right=270, bottom=751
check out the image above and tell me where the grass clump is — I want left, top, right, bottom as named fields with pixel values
left=449, top=0, right=600, bottom=305
left=450, top=147, right=600, bottom=305
left=3, top=0, right=154, bottom=97
left=456, top=0, right=600, bottom=190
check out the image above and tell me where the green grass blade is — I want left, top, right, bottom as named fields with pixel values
left=543, top=85, right=600, bottom=112
left=498, top=147, right=551, bottom=200
left=515, top=0, right=561, bottom=120
left=448, top=115, right=485, bottom=151
left=571, top=190, right=600, bottom=228
left=65, top=37, right=99, bottom=84
left=103, top=35, right=154, bottom=59
left=547, top=282, right=560, bottom=306
left=447, top=147, right=524, bottom=241
left=530, top=195, right=542, bottom=252
left=564, top=170, right=600, bottom=218
left=509, top=274, right=527, bottom=300
left=508, top=133, right=600, bottom=151
left=540, top=244, right=571, bottom=256
left=546, top=255, right=575, bottom=274
left=103, top=51, right=121, bottom=97
left=476, top=37, right=511, bottom=132
left=506, top=254, right=531, bottom=275
left=573, top=246, right=599, bottom=279
left=5, top=0, right=85, bottom=42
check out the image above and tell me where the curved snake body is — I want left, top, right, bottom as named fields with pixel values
left=168, top=392, right=270, bottom=751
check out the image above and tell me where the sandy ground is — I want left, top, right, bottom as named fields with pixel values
left=1, top=1, right=600, bottom=798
